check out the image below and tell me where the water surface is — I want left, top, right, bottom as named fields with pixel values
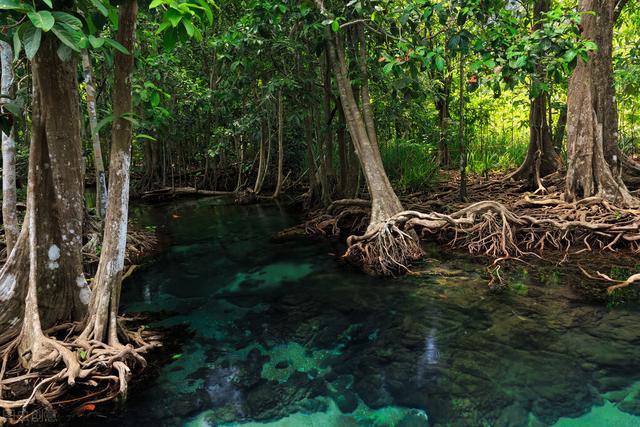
left=89, top=197, right=640, bottom=427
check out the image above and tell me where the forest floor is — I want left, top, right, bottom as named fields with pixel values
left=278, top=171, right=640, bottom=295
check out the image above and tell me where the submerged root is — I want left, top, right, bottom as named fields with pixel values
left=0, top=319, right=159, bottom=422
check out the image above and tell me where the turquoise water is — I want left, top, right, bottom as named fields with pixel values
left=86, top=198, right=640, bottom=427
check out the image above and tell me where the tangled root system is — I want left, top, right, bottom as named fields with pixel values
left=0, top=318, right=159, bottom=424
left=297, top=175, right=640, bottom=282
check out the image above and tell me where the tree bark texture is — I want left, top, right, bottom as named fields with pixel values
left=565, top=0, right=635, bottom=205
left=82, top=0, right=138, bottom=344
left=509, top=0, right=562, bottom=186
left=0, top=36, right=88, bottom=340
left=1, top=41, right=18, bottom=254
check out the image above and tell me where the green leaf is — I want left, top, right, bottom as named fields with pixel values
left=162, top=27, right=178, bottom=50
left=149, top=0, right=164, bottom=8
left=583, top=41, right=597, bottom=51
left=435, top=56, right=445, bottom=72
left=3, top=102, right=21, bottom=116
left=197, top=0, right=213, bottom=24
left=171, top=353, right=183, bottom=360
left=51, top=12, right=83, bottom=31
left=0, top=0, right=26, bottom=11
left=42, top=0, right=52, bottom=8
left=150, top=92, right=160, bottom=107
left=22, top=26, right=42, bottom=59
left=182, top=18, right=195, bottom=37
left=28, top=11, right=55, bottom=32
left=78, top=36, right=90, bottom=49
left=165, top=8, right=182, bottom=27
left=51, top=23, right=82, bottom=52
left=104, top=38, right=129, bottom=54
left=447, top=35, right=460, bottom=51
left=57, top=43, right=73, bottom=61
left=563, top=49, right=577, bottom=63
left=12, top=30, right=21, bottom=61
left=331, top=20, right=339, bottom=32
left=95, top=115, right=114, bottom=133
left=135, top=134, right=157, bottom=141
left=88, top=35, right=105, bottom=49
left=89, top=0, right=109, bottom=17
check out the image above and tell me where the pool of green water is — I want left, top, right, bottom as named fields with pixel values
left=86, top=197, right=640, bottom=427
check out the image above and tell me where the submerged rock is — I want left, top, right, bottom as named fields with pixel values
left=397, top=409, right=430, bottom=427
left=333, top=390, right=358, bottom=414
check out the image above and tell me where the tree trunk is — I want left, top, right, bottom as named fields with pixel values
left=313, top=107, right=332, bottom=206
left=435, top=74, right=451, bottom=167
left=0, top=36, right=88, bottom=341
left=304, top=112, right=320, bottom=203
left=325, top=28, right=403, bottom=226
left=458, top=55, right=467, bottom=201
left=565, top=0, right=635, bottom=206
left=234, top=134, right=244, bottom=193
left=1, top=41, right=18, bottom=253
left=81, top=0, right=137, bottom=344
left=553, top=103, right=568, bottom=150
left=254, top=119, right=267, bottom=194
left=337, top=101, right=349, bottom=196
left=322, top=48, right=335, bottom=180
left=509, top=0, right=562, bottom=188
left=273, top=90, right=284, bottom=198
left=357, top=23, right=377, bottom=148
left=81, top=50, right=108, bottom=219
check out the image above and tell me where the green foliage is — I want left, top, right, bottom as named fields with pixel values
left=149, top=0, right=216, bottom=48
left=380, top=139, right=439, bottom=193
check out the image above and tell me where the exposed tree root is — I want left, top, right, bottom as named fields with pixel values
left=579, top=265, right=640, bottom=294
left=0, top=319, right=160, bottom=424
left=291, top=174, right=640, bottom=282
left=345, top=220, right=423, bottom=276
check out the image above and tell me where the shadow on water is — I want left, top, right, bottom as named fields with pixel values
left=82, top=197, right=640, bottom=427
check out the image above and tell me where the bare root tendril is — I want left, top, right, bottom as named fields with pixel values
left=0, top=319, right=160, bottom=419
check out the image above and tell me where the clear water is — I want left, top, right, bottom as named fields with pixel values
left=85, top=198, right=640, bottom=427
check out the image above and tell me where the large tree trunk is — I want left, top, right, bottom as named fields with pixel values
left=357, top=23, right=377, bottom=148
left=321, top=23, right=421, bottom=274
left=81, top=50, right=108, bottom=219
left=327, top=30, right=403, bottom=226
left=509, top=0, right=562, bottom=188
left=565, top=0, right=635, bottom=206
left=1, top=41, right=18, bottom=253
left=0, top=36, right=88, bottom=342
left=81, top=0, right=137, bottom=345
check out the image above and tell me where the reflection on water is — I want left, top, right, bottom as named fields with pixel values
left=84, top=197, right=640, bottom=427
